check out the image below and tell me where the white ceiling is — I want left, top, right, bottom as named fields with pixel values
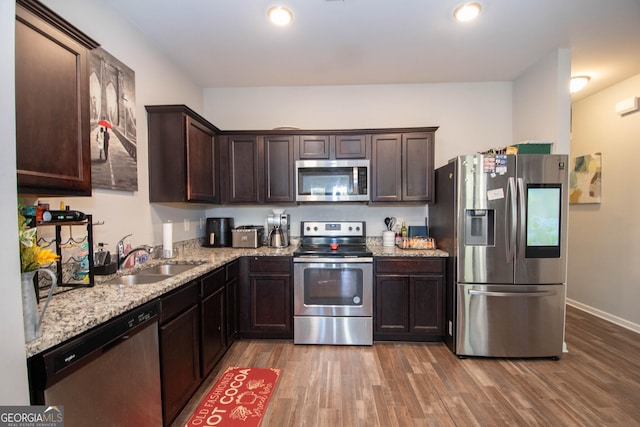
left=103, top=0, right=640, bottom=100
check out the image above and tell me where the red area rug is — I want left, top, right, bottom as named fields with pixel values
left=186, top=367, right=281, bottom=427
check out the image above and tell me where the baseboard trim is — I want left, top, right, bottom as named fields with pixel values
left=567, top=299, right=640, bottom=334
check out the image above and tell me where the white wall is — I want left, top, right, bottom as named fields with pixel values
left=39, top=0, right=207, bottom=250
left=0, top=0, right=30, bottom=404
left=568, top=73, right=640, bottom=330
left=205, top=82, right=513, bottom=168
left=513, top=49, right=572, bottom=154
left=203, top=82, right=513, bottom=234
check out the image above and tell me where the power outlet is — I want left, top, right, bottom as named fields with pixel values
left=184, top=218, right=190, bottom=231
left=199, top=217, right=204, bottom=230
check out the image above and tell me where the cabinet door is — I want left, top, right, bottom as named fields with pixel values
left=247, top=274, right=292, bottom=336
left=15, top=1, right=98, bottom=196
left=186, top=117, right=218, bottom=203
left=159, top=304, right=201, bottom=425
left=225, top=276, right=239, bottom=345
left=225, top=260, right=240, bottom=344
left=147, top=105, right=219, bottom=203
left=264, top=135, right=295, bottom=203
left=410, top=275, right=444, bottom=336
left=375, top=275, right=409, bottom=334
left=402, top=132, right=434, bottom=202
left=371, top=134, right=402, bottom=202
left=298, top=135, right=331, bottom=159
left=201, top=285, right=225, bottom=376
left=226, top=135, right=262, bottom=203
left=335, top=134, right=368, bottom=159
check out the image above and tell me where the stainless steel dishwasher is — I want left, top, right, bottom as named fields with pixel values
left=28, top=301, right=163, bottom=426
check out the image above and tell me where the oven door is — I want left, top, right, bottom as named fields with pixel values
left=293, top=258, right=373, bottom=317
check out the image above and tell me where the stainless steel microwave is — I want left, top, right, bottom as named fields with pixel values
left=295, top=159, right=369, bottom=202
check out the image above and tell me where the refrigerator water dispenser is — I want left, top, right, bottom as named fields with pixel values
left=464, top=209, right=494, bottom=246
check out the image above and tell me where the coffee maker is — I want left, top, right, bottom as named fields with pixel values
left=267, top=212, right=290, bottom=248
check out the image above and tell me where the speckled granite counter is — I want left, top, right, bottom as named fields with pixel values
left=367, top=243, right=448, bottom=257
left=25, top=244, right=297, bottom=358
left=26, top=240, right=447, bottom=357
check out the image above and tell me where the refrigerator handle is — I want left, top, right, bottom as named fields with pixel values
left=517, top=177, right=526, bottom=259
left=506, top=177, right=517, bottom=262
left=468, top=289, right=558, bottom=297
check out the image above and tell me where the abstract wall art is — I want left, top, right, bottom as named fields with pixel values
left=569, top=152, right=602, bottom=204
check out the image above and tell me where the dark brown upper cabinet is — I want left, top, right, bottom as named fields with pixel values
left=263, top=135, right=296, bottom=203
left=15, top=0, right=99, bottom=196
left=220, top=133, right=295, bottom=204
left=297, top=134, right=368, bottom=159
left=220, top=134, right=262, bottom=204
left=146, top=105, right=220, bottom=204
left=298, top=135, right=332, bottom=159
left=335, top=134, right=369, bottom=159
left=371, top=131, right=435, bottom=203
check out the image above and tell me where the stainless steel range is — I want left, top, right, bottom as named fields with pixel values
left=293, top=221, right=373, bottom=345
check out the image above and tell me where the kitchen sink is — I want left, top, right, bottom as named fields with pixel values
left=104, top=274, right=172, bottom=286
left=103, top=262, right=204, bottom=285
left=139, top=263, right=201, bottom=275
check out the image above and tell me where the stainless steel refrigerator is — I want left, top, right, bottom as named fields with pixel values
left=430, top=154, right=568, bottom=358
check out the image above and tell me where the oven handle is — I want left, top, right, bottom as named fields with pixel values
left=293, top=257, right=373, bottom=263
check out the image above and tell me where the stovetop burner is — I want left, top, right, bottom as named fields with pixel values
left=294, top=221, right=372, bottom=258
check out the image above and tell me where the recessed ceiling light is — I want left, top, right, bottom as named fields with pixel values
left=454, top=3, right=482, bottom=22
left=268, top=6, right=293, bottom=26
left=570, top=76, right=590, bottom=94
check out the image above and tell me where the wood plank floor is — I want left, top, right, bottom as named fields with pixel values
left=171, top=306, right=640, bottom=426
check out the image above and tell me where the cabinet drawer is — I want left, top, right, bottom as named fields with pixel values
left=160, top=281, right=199, bottom=324
left=202, top=268, right=225, bottom=298
left=376, top=258, right=444, bottom=275
left=249, top=257, right=291, bottom=274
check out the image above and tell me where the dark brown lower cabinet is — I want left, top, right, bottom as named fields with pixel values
left=159, top=281, right=201, bottom=425
left=239, top=257, right=293, bottom=339
left=225, top=260, right=240, bottom=345
left=374, top=257, right=445, bottom=341
left=200, top=268, right=226, bottom=377
left=159, top=260, right=241, bottom=425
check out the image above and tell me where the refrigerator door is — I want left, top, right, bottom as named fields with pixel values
left=515, top=155, right=568, bottom=284
left=456, top=283, right=566, bottom=357
left=457, top=155, right=516, bottom=284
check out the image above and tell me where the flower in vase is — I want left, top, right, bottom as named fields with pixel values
left=18, top=202, right=59, bottom=273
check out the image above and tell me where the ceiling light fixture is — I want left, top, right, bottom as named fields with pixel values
left=454, top=3, right=482, bottom=22
left=570, top=76, right=590, bottom=94
left=268, top=6, right=293, bottom=26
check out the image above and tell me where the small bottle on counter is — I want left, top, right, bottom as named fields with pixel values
left=401, top=221, right=407, bottom=237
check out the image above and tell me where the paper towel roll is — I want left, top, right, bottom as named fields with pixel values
left=163, top=221, right=173, bottom=258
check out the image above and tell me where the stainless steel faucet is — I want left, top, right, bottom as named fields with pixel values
left=116, top=234, right=154, bottom=270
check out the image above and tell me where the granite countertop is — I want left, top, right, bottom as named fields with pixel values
left=25, top=240, right=448, bottom=358
left=367, top=243, right=448, bottom=257
left=25, top=244, right=296, bottom=358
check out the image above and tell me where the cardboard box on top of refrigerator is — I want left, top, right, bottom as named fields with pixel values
left=509, top=141, right=553, bottom=154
